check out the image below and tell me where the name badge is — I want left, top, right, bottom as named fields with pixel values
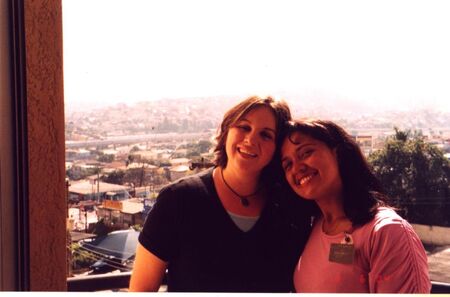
left=328, top=233, right=354, bottom=264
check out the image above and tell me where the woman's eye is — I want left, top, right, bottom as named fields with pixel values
left=282, top=161, right=292, bottom=172
left=260, top=131, right=274, bottom=141
left=237, top=125, right=250, bottom=131
left=300, top=149, right=313, bottom=159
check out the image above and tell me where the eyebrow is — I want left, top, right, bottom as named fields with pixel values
left=281, top=156, right=290, bottom=164
left=239, top=119, right=276, bottom=134
left=296, top=142, right=315, bottom=150
left=281, top=142, right=316, bottom=163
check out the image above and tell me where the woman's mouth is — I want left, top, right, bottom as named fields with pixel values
left=294, top=172, right=318, bottom=186
left=237, top=147, right=257, bottom=158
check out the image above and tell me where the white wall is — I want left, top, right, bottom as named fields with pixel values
left=412, top=224, right=450, bottom=246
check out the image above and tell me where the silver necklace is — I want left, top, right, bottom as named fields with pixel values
left=220, top=168, right=262, bottom=207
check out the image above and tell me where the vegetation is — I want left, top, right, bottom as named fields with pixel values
left=369, top=128, right=450, bottom=226
left=183, top=140, right=213, bottom=157
left=92, top=219, right=110, bottom=237
left=124, top=167, right=148, bottom=187
left=97, top=153, right=114, bottom=163
left=66, top=166, right=100, bottom=181
left=101, top=170, right=126, bottom=185
left=70, top=243, right=97, bottom=271
left=130, top=145, right=141, bottom=153
left=131, top=224, right=143, bottom=232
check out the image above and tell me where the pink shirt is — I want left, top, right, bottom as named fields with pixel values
left=294, top=208, right=431, bottom=293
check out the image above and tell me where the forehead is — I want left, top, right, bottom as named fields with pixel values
left=239, top=106, right=276, bottom=126
left=281, top=132, right=318, bottom=153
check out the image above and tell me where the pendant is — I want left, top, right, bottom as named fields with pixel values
left=240, top=198, right=249, bottom=207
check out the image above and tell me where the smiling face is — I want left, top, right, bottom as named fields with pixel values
left=281, top=132, right=343, bottom=202
left=224, top=106, right=277, bottom=175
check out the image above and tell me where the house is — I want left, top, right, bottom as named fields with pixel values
left=169, top=165, right=190, bottom=181
left=351, top=135, right=373, bottom=156
left=170, top=157, right=190, bottom=167
left=126, top=162, right=158, bottom=173
left=69, top=181, right=131, bottom=203
left=97, top=199, right=144, bottom=229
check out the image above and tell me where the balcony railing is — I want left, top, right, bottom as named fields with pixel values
left=67, top=272, right=132, bottom=292
left=67, top=273, right=449, bottom=293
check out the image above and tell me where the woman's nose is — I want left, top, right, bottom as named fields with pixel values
left=244, top=131, right=257, bottom=144
left=293, top=160, right=307, bottom=172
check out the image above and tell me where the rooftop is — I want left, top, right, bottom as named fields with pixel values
left=69, top=181, right=130, bottom=195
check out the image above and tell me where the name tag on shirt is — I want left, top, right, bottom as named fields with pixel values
left=329, top=234, right=355, bottom=264
left=329, top=243, right=354, bottom=264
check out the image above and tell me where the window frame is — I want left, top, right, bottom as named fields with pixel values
left=1, top=0, right=66, bottom=291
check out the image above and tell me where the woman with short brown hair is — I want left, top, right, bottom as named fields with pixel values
left=130, top=96, right=312, bottom=292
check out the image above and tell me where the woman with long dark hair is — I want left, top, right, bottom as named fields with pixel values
left=280, top=119, right=430, bottom=293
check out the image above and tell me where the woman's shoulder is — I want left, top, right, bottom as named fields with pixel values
left=358, top=207, right=417, bottom=241
left=146, top=169, right=216, bottom=227
left=371, top=207, right=405, bottom=228
left=153, top=168, right=215, bottom=210
left=161, top=167, right=214, bottom=193
left=355, top=207, right=424, bottom=259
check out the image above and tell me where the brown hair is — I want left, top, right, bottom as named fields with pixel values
left=214, top=96, right=291, bottom=181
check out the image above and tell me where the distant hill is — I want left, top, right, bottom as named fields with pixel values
left=65, top=96, right=450, bottom=141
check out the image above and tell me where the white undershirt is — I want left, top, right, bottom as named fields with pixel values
left=227, top=211, right=260, bottom=232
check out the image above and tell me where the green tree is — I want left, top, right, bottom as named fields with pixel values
left=131, top=224, right=143, bottom=232
left=70, top=243, right=97, bottom=271
left=369, top=128, right=450, bottom=226
left=97, top=153, right=114, bottom=163
left=92, top=218, right=110, bottom=237
left=197, top=140, right=213, bottom=153
left=101, top=170, right=126, bottom=185
left=66, top=166, right=100, bottom=181
left=130, top=145, right=140, bottom=153
left=124, top=166, right=150, bottom=187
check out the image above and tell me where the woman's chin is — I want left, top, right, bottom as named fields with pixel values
left=299, top=195, right=316, bottom=201
left=292, top=189, right=316, bottom=201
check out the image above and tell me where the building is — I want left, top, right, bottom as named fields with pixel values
left=69, top=181, right=131, bottom=203
left=169, top=165, right=190, bottom=181
left=351, top=135, right=373, bottom=156
left=97, top=199, right=144, bottom=229
left=170, top=157, right=190, bottom=167
left=65, top=148, right=91, bottom=161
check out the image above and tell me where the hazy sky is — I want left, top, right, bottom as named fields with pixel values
left=63, top=0, right=450, bottom=112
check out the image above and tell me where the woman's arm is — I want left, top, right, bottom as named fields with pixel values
left=129, top=183, right=180, bottom=291
left=129, top=243, right=168, bottom=292
left=368, top=219, right=430, bottom=293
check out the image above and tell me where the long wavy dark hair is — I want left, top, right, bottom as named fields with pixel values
left=282, top=119, right=388, bottom=226
left=213, top=96, right=292, bottom=184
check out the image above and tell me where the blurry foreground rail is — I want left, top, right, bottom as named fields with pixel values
left=67, top=272, right=449, bottom=292
left=68, top=272, right=132, bottom=292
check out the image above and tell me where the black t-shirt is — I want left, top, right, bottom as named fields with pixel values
left=139, top=168, right=312, bottom=292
